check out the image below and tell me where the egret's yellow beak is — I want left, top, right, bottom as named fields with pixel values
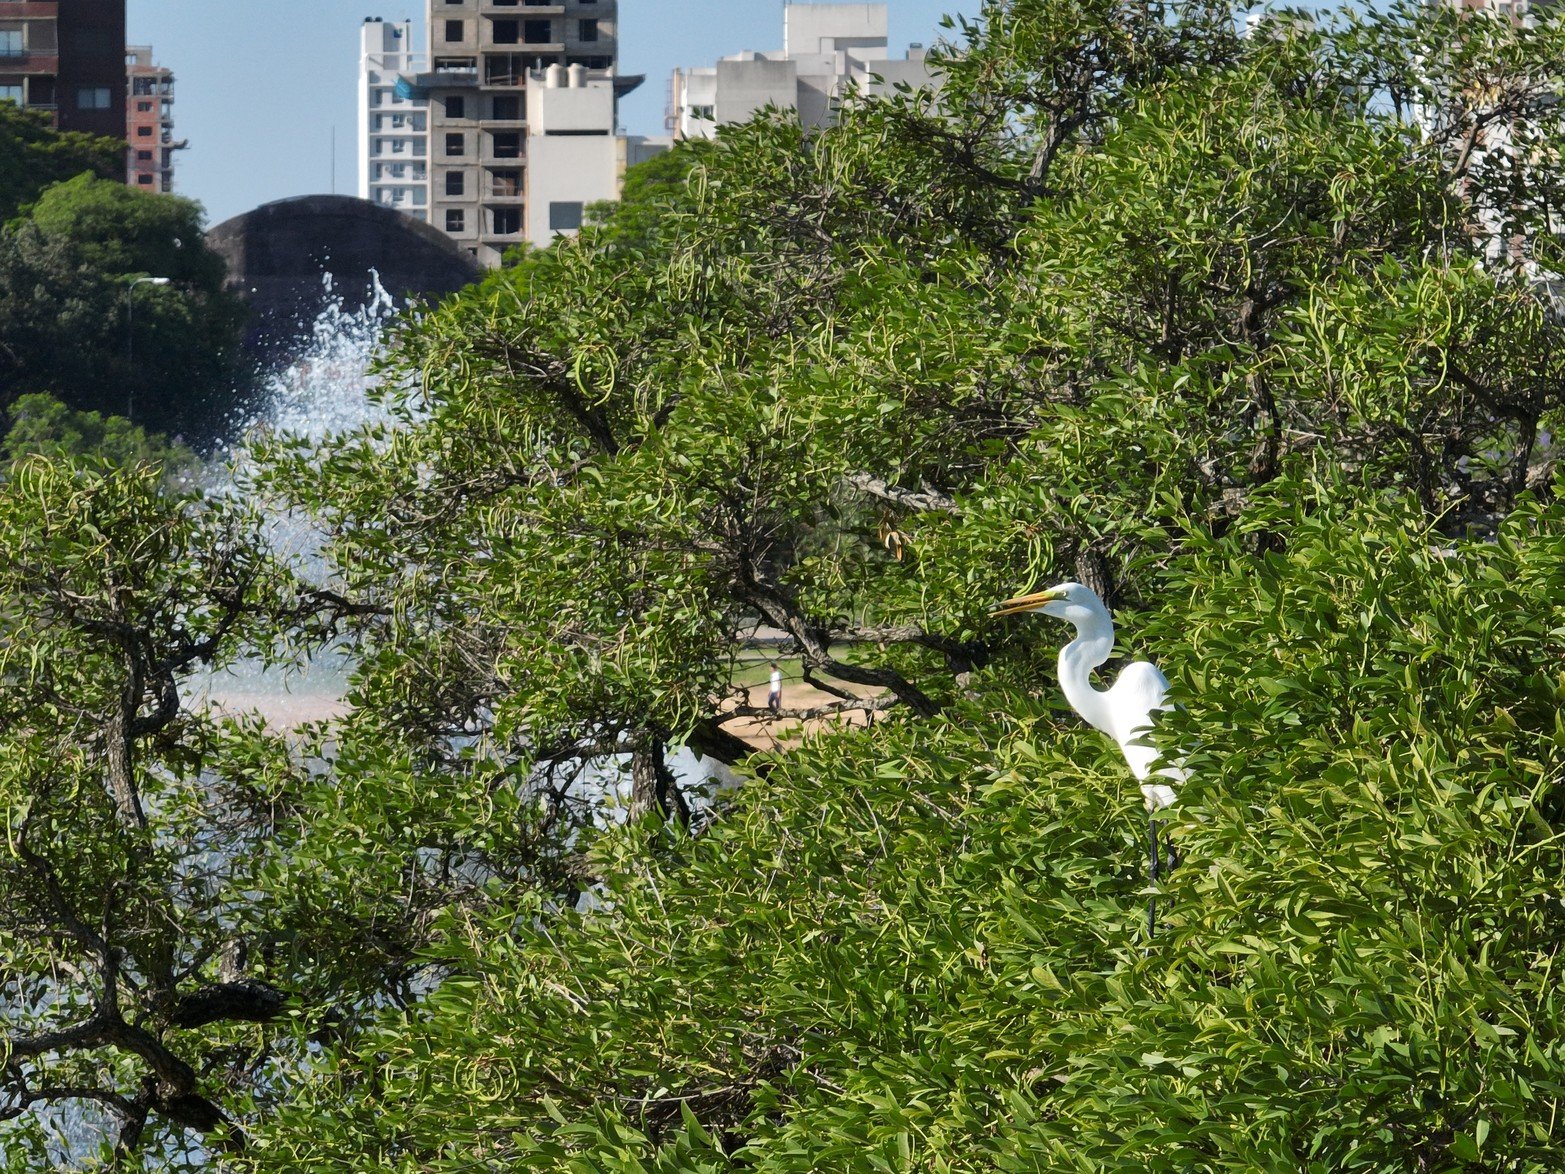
left=991, top=587, right=1065, bottom=618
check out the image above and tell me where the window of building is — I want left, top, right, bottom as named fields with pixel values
left=493, top=0, right=517, bottom=6
left=137, top=174, right=153, bottom=185
left=578, top=19, right=598, bottom=42
left=490, top=131, right=521, bottom=159
left=391, top=139, right=406, bottom=153
left=446, top=209, right=465, bottom=233
left=492, top=94, right=521, bottom=120
left=549, top=201, right=583, bottom=231
left=77, top=87, right=111, bottom=110
left=445, top=171, right=464, bottom=196
left=492, top=207, right=521, bottom=235
left=523, top=19, right=552, bottom=44
left=0, top=30, right=23, bottom=57
left=490, top=169, right=521, bottom=197
left=491, top=19, right=519, bottom=44
left=0, top=84, right=21, bottom=105
left=445, top=132, right=465, bottom=156
left=485, top=55, right=526, bottom=86
left=444, top=20, right=465, bottom=42
left=136, top=149, right=153, bottom=161
left=446, top=95, right=465, bottom=119
left=136, top=100, right=153, bottom=112
left=137, top=125, right=152, bottom=137
left=132, top=77, right=156, bottom=95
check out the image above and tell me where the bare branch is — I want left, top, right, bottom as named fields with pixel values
left=843, top=472, right=959, bottom=514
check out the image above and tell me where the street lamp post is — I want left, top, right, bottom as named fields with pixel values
left=125, top=276, right=171, bottom=420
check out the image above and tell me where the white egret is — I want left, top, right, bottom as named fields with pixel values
left=994, top=582, right=1185, bottom=935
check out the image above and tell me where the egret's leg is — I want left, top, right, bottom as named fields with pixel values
left=1147, top=816, right=1160, bottom=939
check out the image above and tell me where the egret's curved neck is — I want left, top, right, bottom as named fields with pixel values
left=1058, top=612, right=1115, bottom=734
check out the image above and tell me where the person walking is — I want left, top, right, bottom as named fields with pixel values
left=768, top=663, right=782, bottom=713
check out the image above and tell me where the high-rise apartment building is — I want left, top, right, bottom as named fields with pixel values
left=671, top=3, right=938, bottom=141
left=125, top=45, right=181, bottom=192
left=359, top=18, right=429, bottom=222
left=360, top=2, right=666, bottom=265
left=0, top=0, right=126, bottom=140
left=421, top=0, right=630, bottom=266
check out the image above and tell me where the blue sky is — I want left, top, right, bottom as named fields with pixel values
left=127, top=1, right=982, bottom=227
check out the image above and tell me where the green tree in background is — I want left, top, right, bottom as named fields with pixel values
left=0, top=174, right=247, bottom=440
left=3, top=392, right=199, bottom=477
left=0, top=103, right=121, bottom=223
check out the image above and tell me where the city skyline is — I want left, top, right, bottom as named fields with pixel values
left=128, top=0, right=981, bottom=228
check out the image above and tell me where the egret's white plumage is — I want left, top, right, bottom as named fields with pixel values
left=994, top=581, right=1183, bottom=809
left=994, top=581, right=1184, bottom=936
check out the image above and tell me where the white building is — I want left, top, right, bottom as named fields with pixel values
left=670, top=3, right=939, bottom=141
left=358, top=18, right=430, bottom=223
left=523, top=64, right=668, bottom=250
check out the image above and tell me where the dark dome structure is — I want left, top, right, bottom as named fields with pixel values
left=206, top=195, right=484, bottom=358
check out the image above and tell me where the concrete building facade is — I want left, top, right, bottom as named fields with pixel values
left=0, top=0, right=126, bottom=141
left=360, top=2, right=668, bottom=264
left=418, top=0, right=627, bottom=266
left=125, top=45, right=181, bottom=192
left=359, top=18, right=429, bottom=222
left=670, top=3, right=937, bottom=141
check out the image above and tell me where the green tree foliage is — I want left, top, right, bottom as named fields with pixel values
left=0, top=455, right=314, bottom=1165
left=0, top=175, right=247, bottom=439
left=225, top=0, right=1565, bottom=1164
left=245, top=490, right=1565, bottom=1170
left=4, top=392, right=199, bottom=478
left=0, top=103, right=121, bottom=223
left=6, top=0, right=1565, bottom=1166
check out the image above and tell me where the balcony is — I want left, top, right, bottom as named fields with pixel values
left=5, top=4, right=60, bottom=16
left=412, top=66, right=478, bottom=90
left=0, top=53, right=59, bottom=75
left=485, top=53, right=561, bottom=85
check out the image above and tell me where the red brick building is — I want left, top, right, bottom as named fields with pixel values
left=126, top=44, right=181, bottom=192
